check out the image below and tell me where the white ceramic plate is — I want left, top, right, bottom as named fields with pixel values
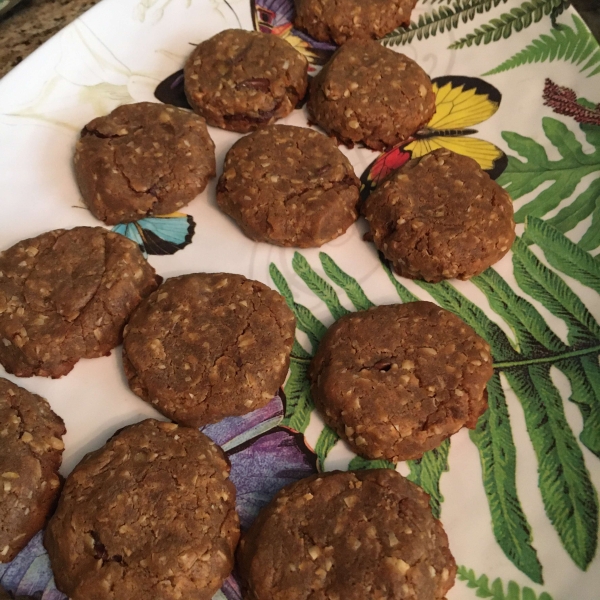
left=1, top=0, right=599, bottom=598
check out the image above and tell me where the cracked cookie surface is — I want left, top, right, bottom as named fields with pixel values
left=74, top=102, right=216, bottom=225
left=363, top=149, right=516, bottom=282
left=0, top=227, right=160, bottom=378
left=294, top=0, right=417, bottom=45
left=122, top=273, right=296, bottom=427
left=44, top=419, right=239, bottom=600
left=184, top=29, right=308, bottom=133
left=309, top=302, right=492, bottom=462
left=238, top=469, right=456, bottom=600
left=217, top=125, right=360, bottom=247
left=307, top=39, right=435, bottom=151
left=0, top=378, right=65, bottom=563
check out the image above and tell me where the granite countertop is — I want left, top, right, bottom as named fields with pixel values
left=0, top=0, right=599, bottom=79
left=0, top=0, right=102, bottom=78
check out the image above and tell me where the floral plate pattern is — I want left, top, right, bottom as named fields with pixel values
left=0, top=0, right=599, bottom=598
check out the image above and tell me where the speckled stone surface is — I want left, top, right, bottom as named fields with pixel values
left=0, top=0, right=102, bottom=78
left=0, top=0, right=598, bottom=79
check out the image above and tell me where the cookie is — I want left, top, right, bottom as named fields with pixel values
left=217, top=125, right=360, bottom=247
left=238, top=469, right=456, bottom=600
left=363, top=148, right=516, bottom=282
left=122, top=273, right=296, bottom=427
left=307, top=39, right=435, bottom=150
left=294, top=0, right=417, bottom=45
left=0, top=378, right=65, bottom=563
left=44, top=419, right=239, bottom=600
left=74, top=102, right=216, bottom=225
left=0, top=227, right=160, bottom=378
left=309, top=302, right=492, bottom=462
left=184, top=29, right=308, bottom=133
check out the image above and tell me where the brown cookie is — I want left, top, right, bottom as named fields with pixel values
left=294, top=0, right=417, bottom=45
left=44, top=419, right=239, bottom=600
left=0, top=227, right=160, bottom=378
left=122, top=273, right=296, bottom=427
left=217, top=125, right=360, bottom=247
left=0, top=378, right=65, bottom=563
left=238, top=469, right=456, bottom=600
left=309, top=302, right=492, bottom=462
left=363, top=149, right=516, bottom=282
left=307, top=39, right=435, bottom=151
left=184, top=29, right=308, bottom=133
left=74, top=102, right=216, bottom=225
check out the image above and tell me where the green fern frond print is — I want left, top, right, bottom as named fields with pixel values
left=407, top=438, right=450, bottom=520
left=457, top=566, right=554, bottom=599
left=347, top=455, right=395, bottom=470
left=470, top=374, right=543, bottom=583
left=381, top=0, right=509, bottom=47
left=484, top=14, right=600, bottom=76
left=270, top=217, right=600, bottom=581
left=449, top=0, right=570, bottom=49
left=497, top=116, right=600, bottom=247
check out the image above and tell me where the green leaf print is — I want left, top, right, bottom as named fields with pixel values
left=348, top=455, right=395, bottom=470
left=381, top=0, right=509, bottom=47
left=449, top=0, right=570, bottom=50
left=269, top=261, right=296, bottom=312
left=406, top=439, right=451, bottom=520
left=470, top=374, right=543, bottom=583
left=523, top=217, right=600, bottom=296
left=484, top=14, right=600, bottom=77
left=314, top=425, right=340, bottom=471
left=472, top=239, right=600, bottom=458
left=319, top=253, right=375, bottom=311
left=270, top=262, right=326, bottom=353
left=457, top=566, right=554, bottom=599
left=512, top=236, right=600, bottom=346
left=270, top=218, right=600, bottom=576
left=507, top=365, right=598, bottom=571
left=497, top=117, right=600, bottom=243
left=513, top=231, right=600, bottom=457
left=381, top=260, right=420, bottom=303
left=270, top=263, right=319, bottom=434
left=292, top=253, right=350, bottom=321
left=283, top=354, right=313, bottom=432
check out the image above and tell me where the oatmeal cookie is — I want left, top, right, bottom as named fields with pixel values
left=0, top=378, right=65, bottom=563
left=74, top=102, right=216, bottom=225
left=363, top=148, right=516, bottom=282
left=184, top=29, right=308, bottom=133
left=217, top=125, right=360, bottom=247
left=309, top=302, right=492, bottom=462
left=294, top=0, right=417, bottom=45
left=122, top=273, right=296, bottom=427
left=307, top=39, right=435, bottom=150
left=238, top=469, right=456, bottom=600
left=0, top=227, right=160, bottom=378
left=44, top=419, right=239, bottom=600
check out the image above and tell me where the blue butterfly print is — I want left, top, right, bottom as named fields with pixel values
left=112, top=212, right=195, bottom=258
